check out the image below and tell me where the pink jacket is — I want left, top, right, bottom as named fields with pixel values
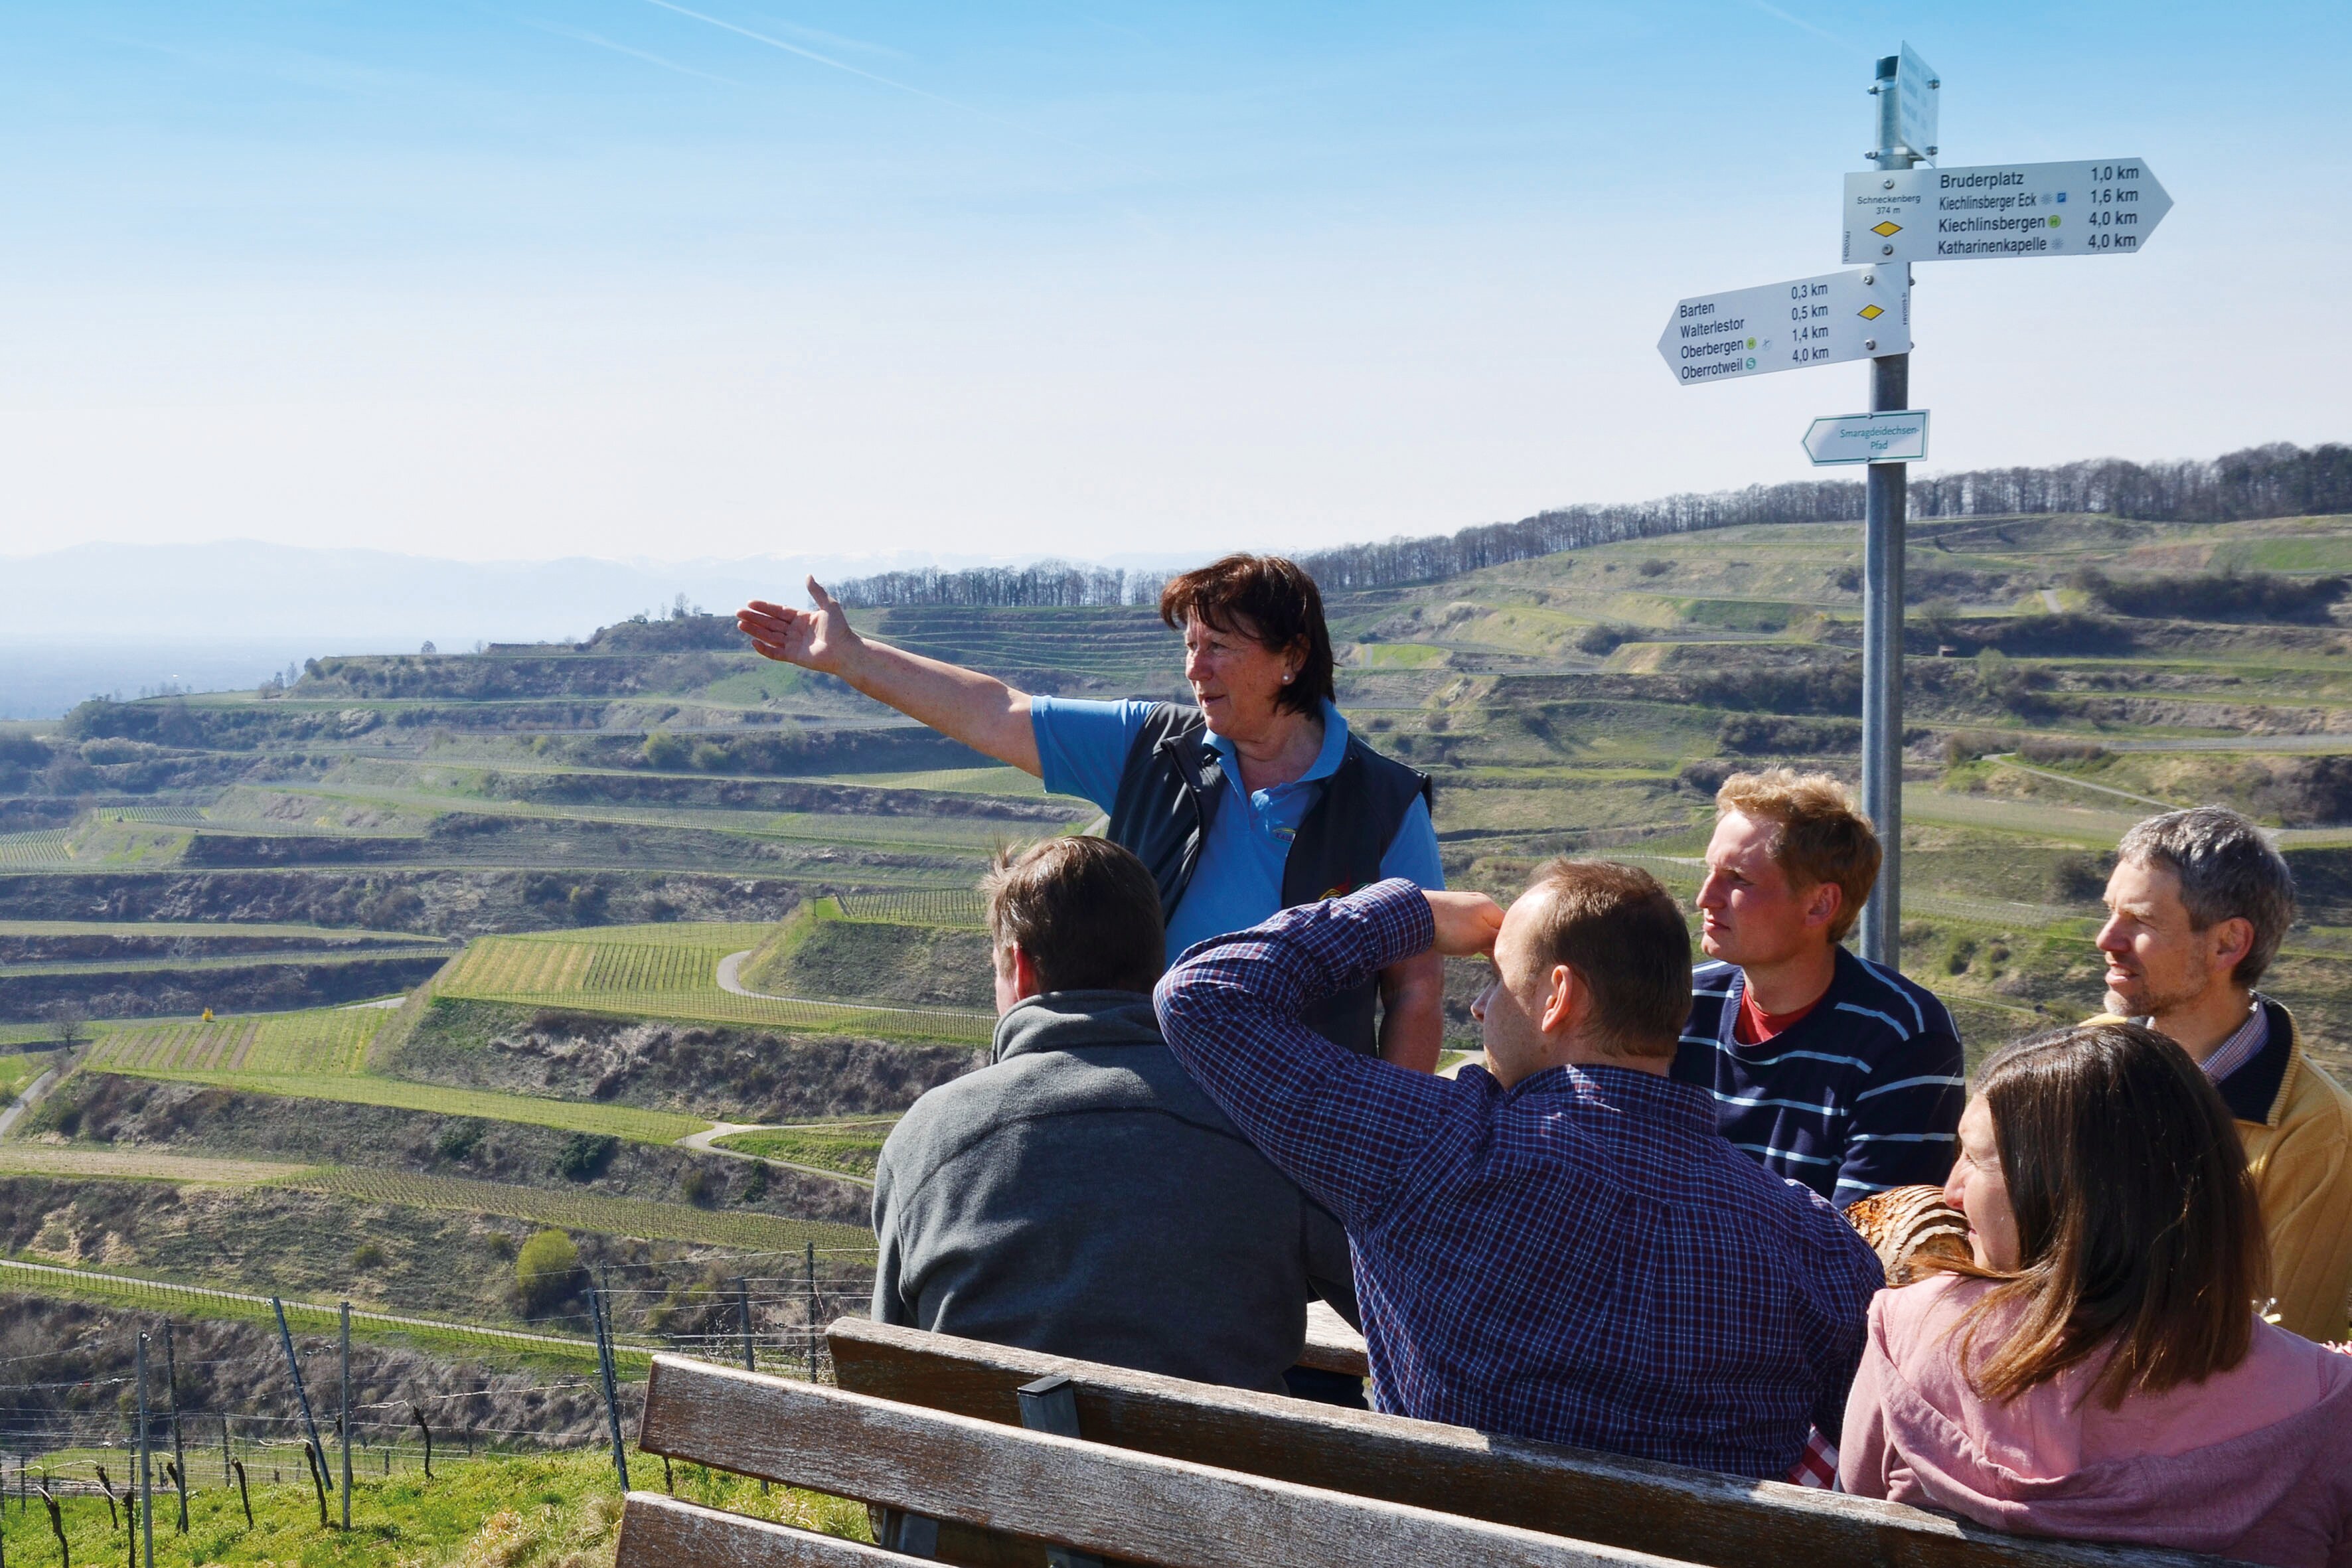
left=1840, top=1273, right=2352, bottom=1567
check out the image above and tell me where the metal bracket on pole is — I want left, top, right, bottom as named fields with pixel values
left=271, top=1298, right=332, bottom=1502
left=1858, top=52, right=1916, bottom=969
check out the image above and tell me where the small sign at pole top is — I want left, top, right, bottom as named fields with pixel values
left=1804, top=410, right=1929, bottom=465
left=1893, top=44, right=1938, bottom=163
left=1656, top=269, right=1909, bottom=386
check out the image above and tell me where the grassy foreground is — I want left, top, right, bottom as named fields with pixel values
left=0, top=1449, right=869, bottom=1568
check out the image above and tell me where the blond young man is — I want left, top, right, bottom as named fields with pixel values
left=2092, top=805, right=2352, bottom=1343
left=1675, top=770, right=1966, bottom=1204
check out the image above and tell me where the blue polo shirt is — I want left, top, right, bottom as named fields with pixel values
left=1030, top=696, right=1445, bottom=963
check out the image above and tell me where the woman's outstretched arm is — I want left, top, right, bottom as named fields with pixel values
left=739, top=578, right=1042, bottom=775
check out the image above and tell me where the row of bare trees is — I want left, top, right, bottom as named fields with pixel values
left=830, top=441, right=2351, bottom=607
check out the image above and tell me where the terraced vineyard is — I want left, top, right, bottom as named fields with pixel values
left=86, top=1006, right=388, bottom=1074
left=836, top=888, right=986, bottom=927
left=0, top=828, right=73, bottom=868
left=280, top=1166, right=872, bottom=1253
left=438, top=923, right=993, bottom=1042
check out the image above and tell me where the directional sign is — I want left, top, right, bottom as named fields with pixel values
left=1658, top=269, right=1909, bottom=386
left=1843, top=157, right=2171, bottom=264
left=1804, top=410, right=1929, bottom=465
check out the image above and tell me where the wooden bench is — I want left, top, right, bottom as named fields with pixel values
left=1296, top=1300, right=1369, bottom=1379
left=828, top=1316, right=2227, bottom=1568
left=622, top=1351, right=1716, bottom=1568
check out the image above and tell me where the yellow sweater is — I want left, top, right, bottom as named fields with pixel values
left=2094, top=1002, right=2352, bottom=1343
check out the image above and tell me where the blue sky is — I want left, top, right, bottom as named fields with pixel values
left=4, top=1, right=2347, bottom=566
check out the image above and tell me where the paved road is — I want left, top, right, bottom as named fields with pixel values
left=714, top=950, right=994, bottom=1028
left=678, top=1115, right=876, bottom=1192
left=0, top=1056, right=68, bottom=1138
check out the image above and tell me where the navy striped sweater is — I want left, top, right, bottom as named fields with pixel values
left=1673, top=949, right=1966, bottom=1204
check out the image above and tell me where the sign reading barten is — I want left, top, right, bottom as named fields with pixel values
left=1843, top=158, right=2172, bottom=264
left=1656, top=268, right=1910, bottom=386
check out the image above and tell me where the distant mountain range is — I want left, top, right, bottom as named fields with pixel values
left=0, top=540, right=1200, bottom=719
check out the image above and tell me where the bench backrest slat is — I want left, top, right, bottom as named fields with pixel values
left=826, top=1318, right=2219, bottom=1568
left=618, top=1492, right=933, bottom=1568
left=637, top=1354, right=1705, bottom=1568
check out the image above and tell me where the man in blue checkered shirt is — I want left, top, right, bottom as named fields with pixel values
left=1155, top=862, right=1883, bottom=1479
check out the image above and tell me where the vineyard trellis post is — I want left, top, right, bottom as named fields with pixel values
left=736, top=1276, right=766, bottom=1492
left=135, top=1332, right=153, bottom=1568
left=161, top=1320, right=187, bottom=1531
left=339, top=1302, right=353, bottom=1530
left=805, top=1243, right=818, bottom=1381
left=270, top=1298, right=331, bottom=1503
left=589, top=1273, right=629, bottom=1492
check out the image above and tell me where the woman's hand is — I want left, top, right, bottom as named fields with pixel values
left=1426, top=890, right=1507, bottom=958
left=738, top=578, right=862, bottom=676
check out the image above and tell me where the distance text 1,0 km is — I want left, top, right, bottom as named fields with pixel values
left=1843, top=158, right=2172, bottom=265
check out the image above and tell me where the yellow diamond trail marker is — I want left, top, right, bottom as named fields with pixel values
left=1658, top=268, right=1909, bottom=386
left=1844, top=157, right=2171, bottom=264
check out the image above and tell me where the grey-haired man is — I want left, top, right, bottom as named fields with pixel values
left=2093, top=805, right=2352, bottom=1342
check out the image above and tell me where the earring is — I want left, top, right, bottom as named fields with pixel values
left=1282, top=673, right=1293, bottom=683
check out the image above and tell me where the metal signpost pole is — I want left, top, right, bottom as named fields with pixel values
left=1858, top=54, right=1919, bottom=968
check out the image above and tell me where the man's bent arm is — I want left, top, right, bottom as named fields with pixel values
left=1155, top=878, right=1452, bottom=1227
left=1376, top=949, right=1447, bottom=1072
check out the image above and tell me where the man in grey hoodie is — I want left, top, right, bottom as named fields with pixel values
left=870, top=834, right=1359, bottom=1393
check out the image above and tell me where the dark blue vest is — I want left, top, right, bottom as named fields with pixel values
left=1104, top=702, right=1432, bottom=1056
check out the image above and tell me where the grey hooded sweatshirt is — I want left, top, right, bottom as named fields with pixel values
left=870, top=989, right=1358, bottom=1393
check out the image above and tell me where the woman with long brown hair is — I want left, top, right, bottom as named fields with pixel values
left=1840, top=1022, right=2352, bottom=1566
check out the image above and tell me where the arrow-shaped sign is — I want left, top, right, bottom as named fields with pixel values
left=1804, top=410, right=1929, bottom=465
left=1844, top=158, right=2172, bottom=264
left=1657, top=269, right=1909, bottom=386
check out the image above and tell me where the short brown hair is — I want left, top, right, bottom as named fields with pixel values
left=1520, top=860, right=1693, bottom=1058
left=980, top=836, right=1165, bottom=995
left=1158, top=554, right=1335, bottom=717
left=1932, top=1022, right=2265, bottom=1407
left=1715, top=769, right=1881, bottom=943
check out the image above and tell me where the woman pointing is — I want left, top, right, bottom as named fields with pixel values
left=738, top=554, right=1448, bottom=1069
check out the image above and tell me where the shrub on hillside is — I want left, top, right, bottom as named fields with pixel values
left=551, top=1133, right=618, bottom=1182
left=1575, top=624, right=1628, bottom=656
left=514, top=1229, right=582, bottom=1314
left=1717, top=715, right=1861, bottom=755
left=2075, top=568, right=2350, bottom=624
left=2250, top=756, right=2352, bottom=828
left=2049, top=852, right=2113, bottom=902
left=1676, top=758, right=1737, bottom=795
left=641, top=731, right=689, bottom=769
left=1687, top=663, right=1861, bottom=716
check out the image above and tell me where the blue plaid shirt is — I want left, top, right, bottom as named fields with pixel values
left=1155, top=880, right=1884, bottom=1478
